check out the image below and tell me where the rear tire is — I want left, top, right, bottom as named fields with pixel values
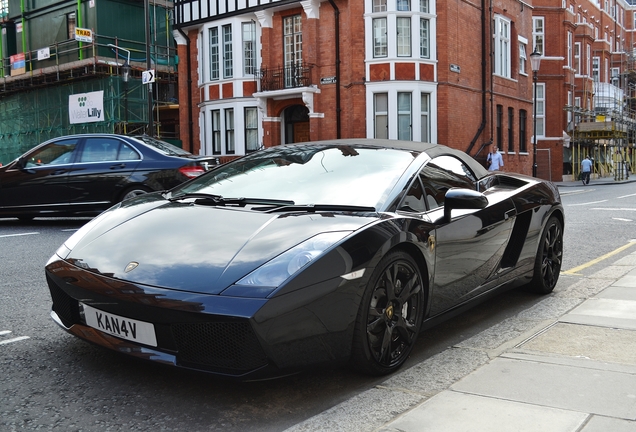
left=350, top=251, right=425, bottom=376
left=120, top=185, right=152, bottom=202
left=528, top=216, right=563, bottom=294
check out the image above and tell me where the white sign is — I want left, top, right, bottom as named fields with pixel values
left=37, top=47, right=50, bottom=61
left=74, top=27, right=93, bottom=43
left=16, top=23, right=22, bottom=33
left=142, top=69, right=155, bottom=84
left=69, top=91, right=104, bottom=124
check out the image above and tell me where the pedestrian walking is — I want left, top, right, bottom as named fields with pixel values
left=581, top=155, right=592, bottom=185
left=487, top=146, right=504, bottom=171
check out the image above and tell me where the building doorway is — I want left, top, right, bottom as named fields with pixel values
left=284, top=105, right=310, bottom=143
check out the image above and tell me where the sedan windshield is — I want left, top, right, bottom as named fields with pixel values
left=174, top=145, right=419, bottom=209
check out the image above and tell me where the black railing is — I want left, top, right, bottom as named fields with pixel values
left=257, top=63, right=311, bottom=91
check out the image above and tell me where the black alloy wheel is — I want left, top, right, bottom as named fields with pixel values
left=351, top=251, right=425, bottom=375
left=529, top=215, right=563, bottom=294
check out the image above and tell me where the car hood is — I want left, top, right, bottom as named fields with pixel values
left=64, top=198, right=378, bottom=294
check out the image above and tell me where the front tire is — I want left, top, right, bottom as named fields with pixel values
left=528, top=215, right=563, bottom=294
left=350, top=251, right=425, bottom=376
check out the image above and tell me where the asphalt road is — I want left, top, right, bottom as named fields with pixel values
left=1, top=181, right=634, bottom=431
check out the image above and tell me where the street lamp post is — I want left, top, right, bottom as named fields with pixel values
left=108, top=44, right=131, bottom=133
left=530, top=49, right=542, bottom=178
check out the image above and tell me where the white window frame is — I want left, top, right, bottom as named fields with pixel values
left=494, top=15, right=511, bottom=78
left=420, top=18, right=429, bottom=59
left=374, top=93, right=389, bottom=139
left=373, top=18, right=388, bottom=58
left=567, top=31, right=572, bottom=69
left=519, top=38, right=528, bottom=75
left=574, top=42, right=581, bottom=75
left=209, top=28, right=220, bottom=81
left=421, top=92, right=430, bottom=142
left=533, top=17, right=544, bottom=55
left=242, top=22, right=256, bottom=76
left=396, top=17, right=411, bottom=57
left=611, top=67, right=620, bottom=87
left=366, top=84, right=437, bottom=142
left=592, top=56, right=600, bottom=82
left=534, top=82, right=545, bottom=137
left=222, top=24, right=233, bottom=79
left=397, top=92, right=412, bottom=140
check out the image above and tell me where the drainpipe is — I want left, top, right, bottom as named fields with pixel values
left=175, top=29, right=194, bottom=153
left=466, top=0, right=488, bottom=155
left=327, top=0, right=341, bottom=138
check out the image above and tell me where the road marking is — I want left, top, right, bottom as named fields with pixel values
left=568, top=200, right=608, bottom=206
left=613, top=218, right=633, bottom=222
left=618, top=193, right=636, bottom=199
left=592, top=208, right=636, bottom=211
left=0, top=336, right=30, bottom=345
left=61, top=229, right=80, bottom=232
left=562, top=240, right=636, bottom=276
left=0, top=232, right=39, bottom=238
left=0, top=330, right=11, bottom=336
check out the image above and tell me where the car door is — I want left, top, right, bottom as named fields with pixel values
left=0, top=138, right=79, bottom=209
left=67, top=136, right=142, bottom=207
left=421, top=155, right=516, bottom=316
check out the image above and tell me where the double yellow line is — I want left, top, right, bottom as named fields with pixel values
left=562, top=240, right=636, bottom=276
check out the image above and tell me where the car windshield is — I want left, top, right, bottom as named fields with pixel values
left=134, top=136, right=192, bottom=157
left=173, top=144, right=419, bottom=209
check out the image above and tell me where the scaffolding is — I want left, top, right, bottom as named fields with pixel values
left=0, top=33, right=179, bottom=165
left=565, top=79, right=635, bottom=182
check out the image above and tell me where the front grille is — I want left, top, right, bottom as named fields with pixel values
left=46, top=275, right=79, bottom=327
left=172, top=321, right=268, bottom=373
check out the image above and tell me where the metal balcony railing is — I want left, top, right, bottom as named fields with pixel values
left=257, top=63, right=312, bottom=91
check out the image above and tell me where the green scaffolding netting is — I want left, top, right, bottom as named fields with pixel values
left=0, top=75, right=146, bottom=165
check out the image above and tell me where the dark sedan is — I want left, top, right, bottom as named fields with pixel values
left=0, top=134, right=216, bottom=220
left=45, top=139, right=564, bottom=379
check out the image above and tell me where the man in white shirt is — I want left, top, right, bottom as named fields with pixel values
left=580, top=155, right=592, bottom=185
left=487, top=146, right=504, bottom=171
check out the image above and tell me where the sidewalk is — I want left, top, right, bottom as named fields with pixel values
left=554, top=175, right=636, bottom=188
left=285, top=252, right=636, bottom=431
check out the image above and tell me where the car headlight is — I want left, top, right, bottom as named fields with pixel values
left=235, top=231, right=351, bottom=288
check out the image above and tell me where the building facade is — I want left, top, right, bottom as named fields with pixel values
left=534, top=0, right=636, bottom=181
left=174, top=0, right=537, bottom=175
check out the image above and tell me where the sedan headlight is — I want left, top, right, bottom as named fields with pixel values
left=236, top=231, right=351, bottom=288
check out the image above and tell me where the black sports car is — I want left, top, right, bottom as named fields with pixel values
left=0, top=133, right=216, bottom=220
left=45, top=139, right=564, bottom=379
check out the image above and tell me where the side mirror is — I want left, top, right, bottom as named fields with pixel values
left=16, top=156, right=27, bottom=169
left=444, top=188, right=488, bottom=222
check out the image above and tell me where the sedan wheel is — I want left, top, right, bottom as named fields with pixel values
left=528, top=216, right=563, bottom=294
left=121, top=186, right=151, bottom=202
left=351, top=251, right=425, bottom=375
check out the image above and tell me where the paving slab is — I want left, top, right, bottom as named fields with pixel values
left=581, top=416, right=636, bottom=432
left=377, top=391, right=587, bottom=432
left=560, top=298, right=636, bottom=330
left=595, top=286, right=636, bottom=301
left=450, top=357, right=636, bottom=419
left=518, top=322, right=636, bottom=366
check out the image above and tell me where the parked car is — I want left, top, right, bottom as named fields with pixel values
left=0, top=134, right=217, bottom=220
left=45, top=139, right=564, bottom=379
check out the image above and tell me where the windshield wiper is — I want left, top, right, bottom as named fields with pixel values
left=265, top=204, right=376, bottom=213
left=168, top=193, right=294, bottom=207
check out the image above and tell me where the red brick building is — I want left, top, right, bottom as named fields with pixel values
left=530, top=0, right=636, bottom=181
left=173, top=0, right=536, bottom=175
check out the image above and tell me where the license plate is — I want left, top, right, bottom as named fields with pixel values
left=81, top=303, right=157, bottom=347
